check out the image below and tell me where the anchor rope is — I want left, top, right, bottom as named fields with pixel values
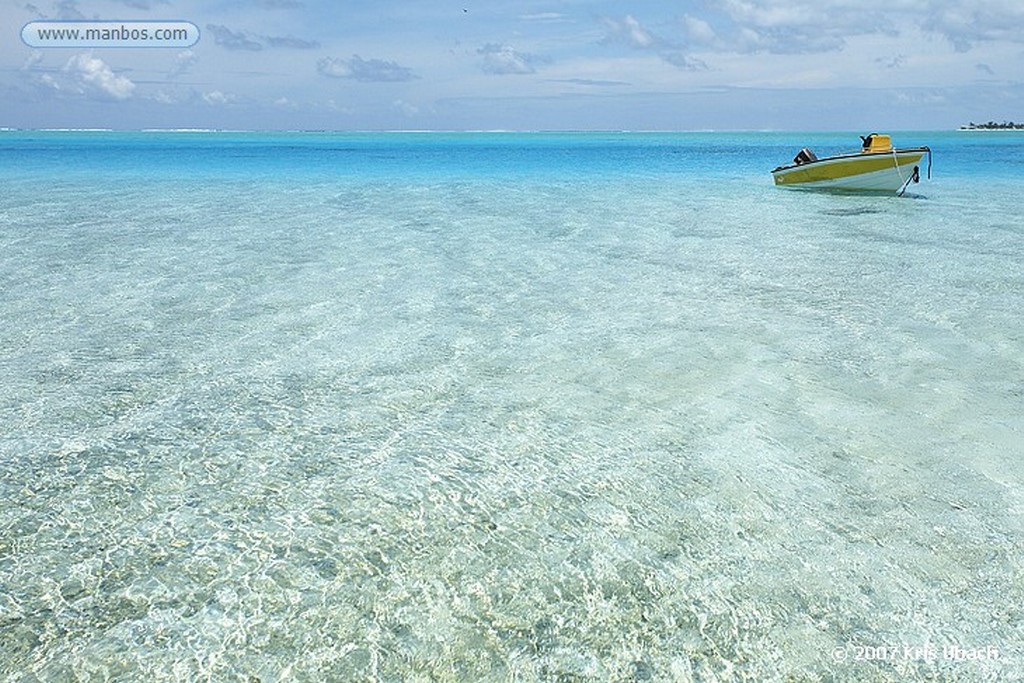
left=897, top=167, right=919, bottom=197
left=891, top=147, right=905, bottom=187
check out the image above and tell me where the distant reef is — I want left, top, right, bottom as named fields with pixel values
left=960, top=121, right=1024, bottom=130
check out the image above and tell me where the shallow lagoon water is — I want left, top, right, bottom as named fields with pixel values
left=1, top=131, right=1022, bottom=680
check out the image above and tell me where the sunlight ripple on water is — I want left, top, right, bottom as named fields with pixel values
left=1, top=132, right=1022, bottom=680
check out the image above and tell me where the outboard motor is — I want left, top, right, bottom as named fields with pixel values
left=793, top=148, right=817, bottom=165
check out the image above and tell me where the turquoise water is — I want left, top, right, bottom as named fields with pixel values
left=1, top=131, right=1022, bottom=681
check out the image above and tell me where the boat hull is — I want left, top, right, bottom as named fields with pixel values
left=772, top=149, right=927, bottom=193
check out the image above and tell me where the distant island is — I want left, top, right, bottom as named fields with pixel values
left=960, top=120, right=1024, bottom=130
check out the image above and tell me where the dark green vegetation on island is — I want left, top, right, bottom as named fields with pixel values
left=960, top=120, right=1024, bottom=130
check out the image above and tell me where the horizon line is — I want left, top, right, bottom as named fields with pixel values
left=1, top=126, right=965, bottom=134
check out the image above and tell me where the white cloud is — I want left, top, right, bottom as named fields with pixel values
left=876, top=54, right=907, bottom=69
left=919, top=0, right=1024, bottom=51
left=699, top=0, right=1024, bottom=55
left=206, top=24, right=262, bottom=51
left=202, top=90, right=234, bottom=105
left=168, top=49, right=196, bottom=79
left=709, top=0, right=862, bottom=53
left=719, top=0, right=818, bottom=29
left=599, top=15, right=707, bottom=71
left=315, top=57, right=351, bottom=78
left=114, top=0, right=170, bottom=8
left=477, top=44, right=548, bottom=75
left=5, top=0, right=1022, bottom=130
left=602, top=15, right=660, bottom=49
left=661, top=51, right=709, bottom=72
left=317, top=55, right=417, bottom=82
left=681, top=15, right=718, bottom=47
left=204, top=23, right=320, bottom=52
left=263, top=35, right=319, bottom=49
left=54, top=0, right=84, bottom=19
left=38, top=73, right=62, bottom=92
left=520, top=13, right=566, bottom=22
left=63, top=53, right=135, bottom=100
left=152, top=89, right=176, bottom=104
left=22, top=51, right=44, bottom=71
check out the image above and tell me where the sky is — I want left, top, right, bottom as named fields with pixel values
left=3, top=0, right=1023, bottom=130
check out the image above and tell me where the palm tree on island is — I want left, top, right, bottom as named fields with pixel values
left=961, top=120, right=1024, bottom=130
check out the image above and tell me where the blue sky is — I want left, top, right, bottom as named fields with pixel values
left=3, top=0, right=1023, bottom=130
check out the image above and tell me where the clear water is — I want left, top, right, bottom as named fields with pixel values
left=1, top=131, right=1022, bottom=681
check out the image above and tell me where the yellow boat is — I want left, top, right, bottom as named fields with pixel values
left=772, top=134, right=932, bottom=195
